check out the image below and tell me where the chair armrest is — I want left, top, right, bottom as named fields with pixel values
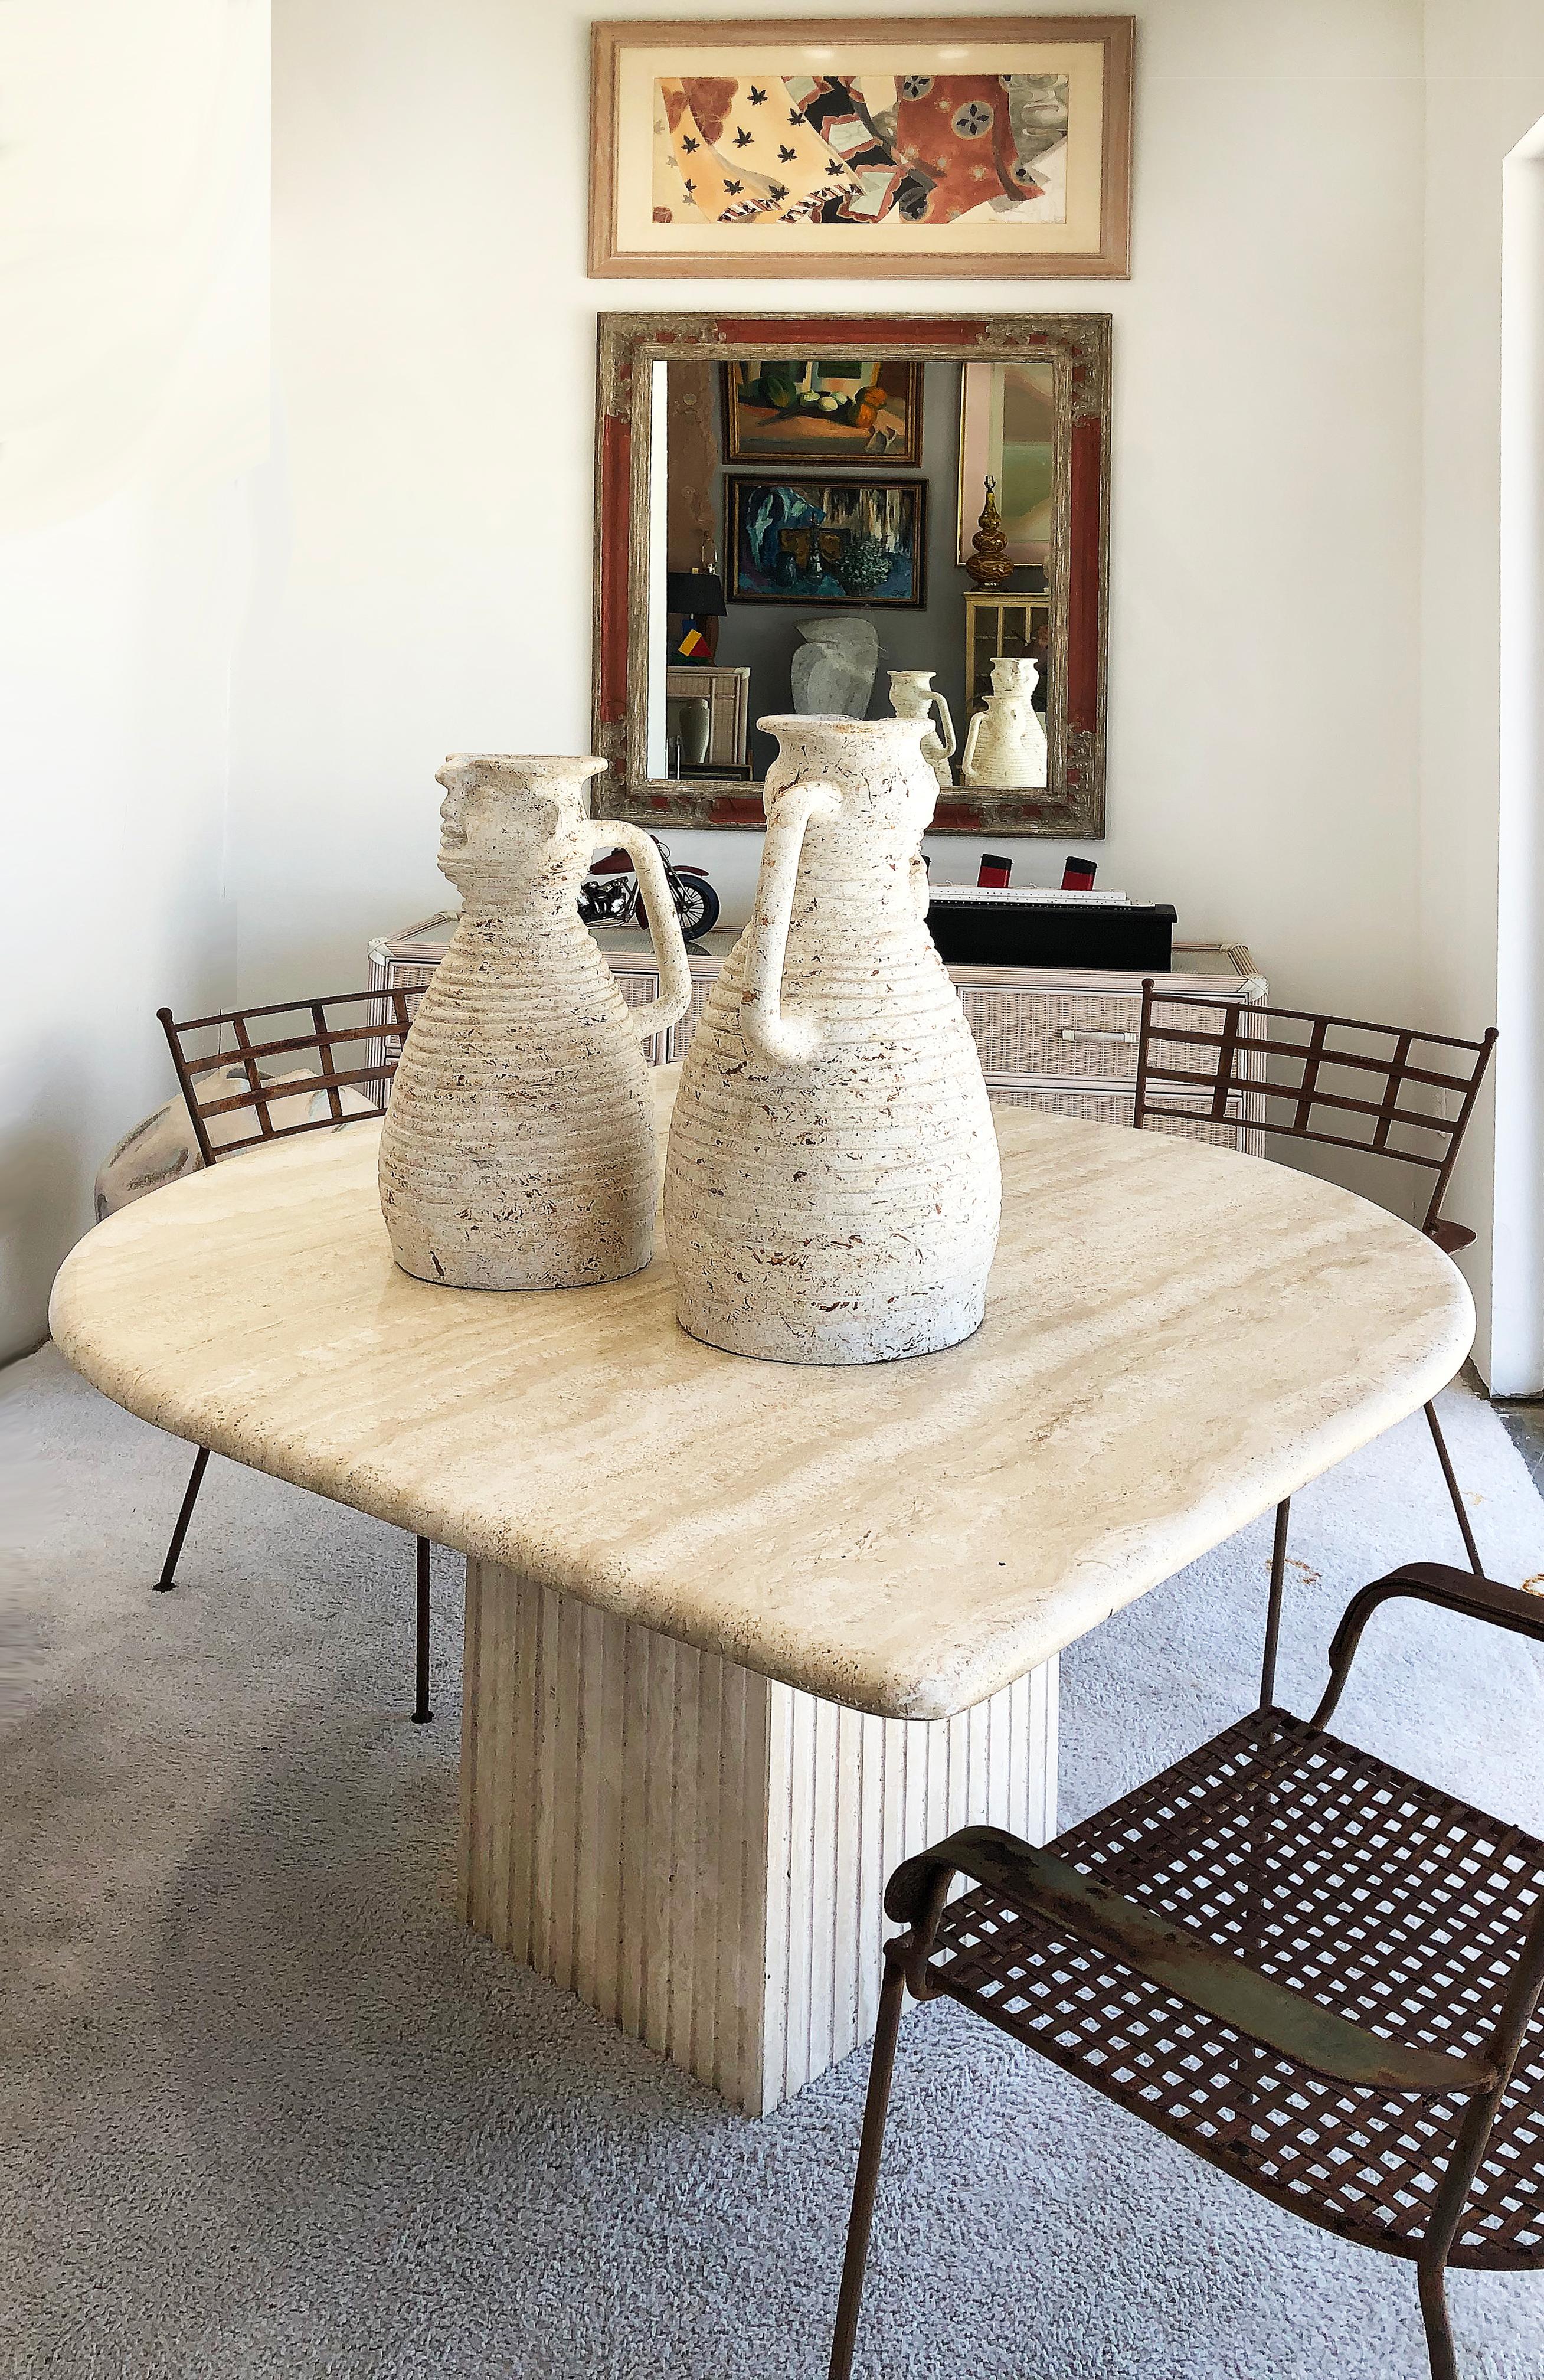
left=886, top=1825, right=1496, bottom=2097
left=1311, top=1562, right=1544, bottom=1731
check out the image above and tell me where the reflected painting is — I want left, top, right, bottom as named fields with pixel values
left=727, top=478, right=927, bottom=606
left=723, top=359, right=923, bottom=464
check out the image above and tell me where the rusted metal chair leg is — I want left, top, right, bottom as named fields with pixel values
left=1258, top=1498, right=1291, bottom=1707
left=829, top=1951, right=908, bottom=2380
left=154, top=1446, right=211, bottom=1592
left=1424, top=1402, right=1483, bottom=1577
left=411, top=1535, right=433, bottom=1724
left=1417, top=2258, right=1458, bottom=2380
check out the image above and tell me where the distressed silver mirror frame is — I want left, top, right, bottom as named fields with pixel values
left=592, top=310, right=1111, bottom=835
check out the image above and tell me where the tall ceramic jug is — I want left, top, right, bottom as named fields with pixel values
left=664, top=715, right=1001, bottom=1365
left=380, top=754, right=691, bottom=1290
left=887, top=668, right=955, bottom=790
left=960, top=655, right=1048, bottom=788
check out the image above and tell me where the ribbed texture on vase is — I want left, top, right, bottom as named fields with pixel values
left=665, top=887, right=1002, bottom=1365
left=459, top=1559, right=1056, bottom=2114
left=380, top=916, right=657, bottom=1290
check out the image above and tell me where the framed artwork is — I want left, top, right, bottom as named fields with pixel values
left=722, top=358, right=924, bottom=465
left=727, top=477, right=928, bottom=606
left=590, top=17, right=1134, bottom=280
left=958, top=359, right=1057, bottom=569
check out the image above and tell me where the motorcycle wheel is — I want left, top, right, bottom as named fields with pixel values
left=673, top=875, right=720, bottom=938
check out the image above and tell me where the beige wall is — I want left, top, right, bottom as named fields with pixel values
left=238, top=0, right=1428, bottom=1037
left=1418, top=3, right=1544, bottom=1387
left=0, top=0, right=268, bottom=1359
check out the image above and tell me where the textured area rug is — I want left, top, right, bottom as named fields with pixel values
left=5, top=1345, right=1544, bottom=2380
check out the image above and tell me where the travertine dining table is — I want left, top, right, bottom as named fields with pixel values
left=50, top=1068, right=1473, bottom=2112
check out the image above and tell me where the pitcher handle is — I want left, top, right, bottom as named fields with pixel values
left=960, top=711, right=983, bottom=784
left=739, top=777, right=840, bottom=1067
left=590, top=822, right=692, bottom=1041
left=930, top=689, right=956, bottom=760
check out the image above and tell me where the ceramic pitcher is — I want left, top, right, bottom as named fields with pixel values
left=379, top=754, right=691, bottom=1290
left=664, top=715, right=1001, bottom=1365
left=960, top=655, right=1048, bottom=789
left=888, top=668, right=955, bottom=790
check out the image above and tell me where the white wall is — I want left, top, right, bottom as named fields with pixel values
left=0, top=0, right=269, bottom=1360
left=1418, top=3, right=1544, bottom=1388
left=241, top=0, right=1427, bottom=1044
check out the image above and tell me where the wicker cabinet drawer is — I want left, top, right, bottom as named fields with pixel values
left=960, top=986, right=1247, bottom=1085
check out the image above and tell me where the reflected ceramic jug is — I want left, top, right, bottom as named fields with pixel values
left=380, top=754, right=690, bottom=1290
left=664, top=715, right=1001, bottom=1364
left=888, top=668, right=955, bottom=790
left=960, top=655, right=1048, bottom=788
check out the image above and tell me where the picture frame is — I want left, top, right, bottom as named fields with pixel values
left=957, top=359, right=1057, bottom=570
left=727, top=476, right=928, bottom=607
left=722, top=358, right=924, bottom=466
left=590, top=17, right=1134, bottom=280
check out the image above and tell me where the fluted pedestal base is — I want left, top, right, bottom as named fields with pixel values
left=458, top=1560, right=1058, bottom=2114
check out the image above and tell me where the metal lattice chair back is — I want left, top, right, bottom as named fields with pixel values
left=1134, top=983, right=1497, bottom=1250
left=158, top=988, right=420, bottom=1166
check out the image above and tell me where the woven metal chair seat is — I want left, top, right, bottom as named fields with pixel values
left=924, top=1706, right=1544, bottom=2270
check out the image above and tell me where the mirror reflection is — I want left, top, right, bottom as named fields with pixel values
left=655, top=357, right=1052, bottom=795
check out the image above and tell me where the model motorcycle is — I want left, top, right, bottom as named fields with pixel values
left=578, top=834, right=721, bottom=940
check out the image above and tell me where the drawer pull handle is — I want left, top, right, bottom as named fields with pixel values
left=1061, top=1028, right=1138, bottom=1044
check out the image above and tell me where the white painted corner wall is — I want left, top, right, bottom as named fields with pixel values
left=1418, top=1, right=1544, bottom=1388
left=0, top=0, right=269, bottom=1359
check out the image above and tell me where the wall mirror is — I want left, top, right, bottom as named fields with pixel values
left=593, top=311, right=1110, bottom=835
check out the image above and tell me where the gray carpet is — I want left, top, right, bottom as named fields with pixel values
left=5, top=1345, right=1544, bottom=2380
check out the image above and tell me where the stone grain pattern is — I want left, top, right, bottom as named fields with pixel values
left=50, top=1070, right=1475, bottom=1723
left=378, top=753, right=690, bottom=1290
left=665, top=715, right=1002, bottom=1364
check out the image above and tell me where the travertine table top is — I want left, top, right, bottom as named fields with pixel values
left=50, top=1070, right=1473, bottom=1721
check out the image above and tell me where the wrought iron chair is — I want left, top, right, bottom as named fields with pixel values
left=153, top=986, right=435, bottom=1723
left=1134, top=985, right=1498, bottom=1706
left=830, top=1562, right=1544, bottom=2380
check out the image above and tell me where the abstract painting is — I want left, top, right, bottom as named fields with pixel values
left=722, top=359, right=924, bottom=464
left=591, top=19, right=1134, bottom=279
left=727, top=478, right=927, bottom=606
left=957, top=358, right=1058, bottom=568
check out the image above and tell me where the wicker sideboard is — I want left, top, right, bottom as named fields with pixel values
left=366, top=920, right=1267, bottom=1152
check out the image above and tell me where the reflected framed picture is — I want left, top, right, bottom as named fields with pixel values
left=958, top=359, right=1058, bottom=569
left=727, top=476, right=927, bottom=605
left=722, top=358, right=923, bottom=465
left=590, top=17, right=1134, bottom=279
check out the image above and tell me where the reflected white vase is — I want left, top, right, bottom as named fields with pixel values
left=888, top=668, right=955, bottom=790
left=663, top=715, right=1001, bottom=1365
left=960, top=656, right=1048, bottom=789
left=379, top=753, right=690, bottom=1290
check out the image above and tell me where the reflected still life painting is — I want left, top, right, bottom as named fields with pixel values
left=723, top=359, right=924, bottom=464
left=591, top=18, right=1134, bottom=278
left=728, top=478, right=927, bottom=606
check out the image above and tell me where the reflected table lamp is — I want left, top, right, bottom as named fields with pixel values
left=666, top=570, right=726, bottom=662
